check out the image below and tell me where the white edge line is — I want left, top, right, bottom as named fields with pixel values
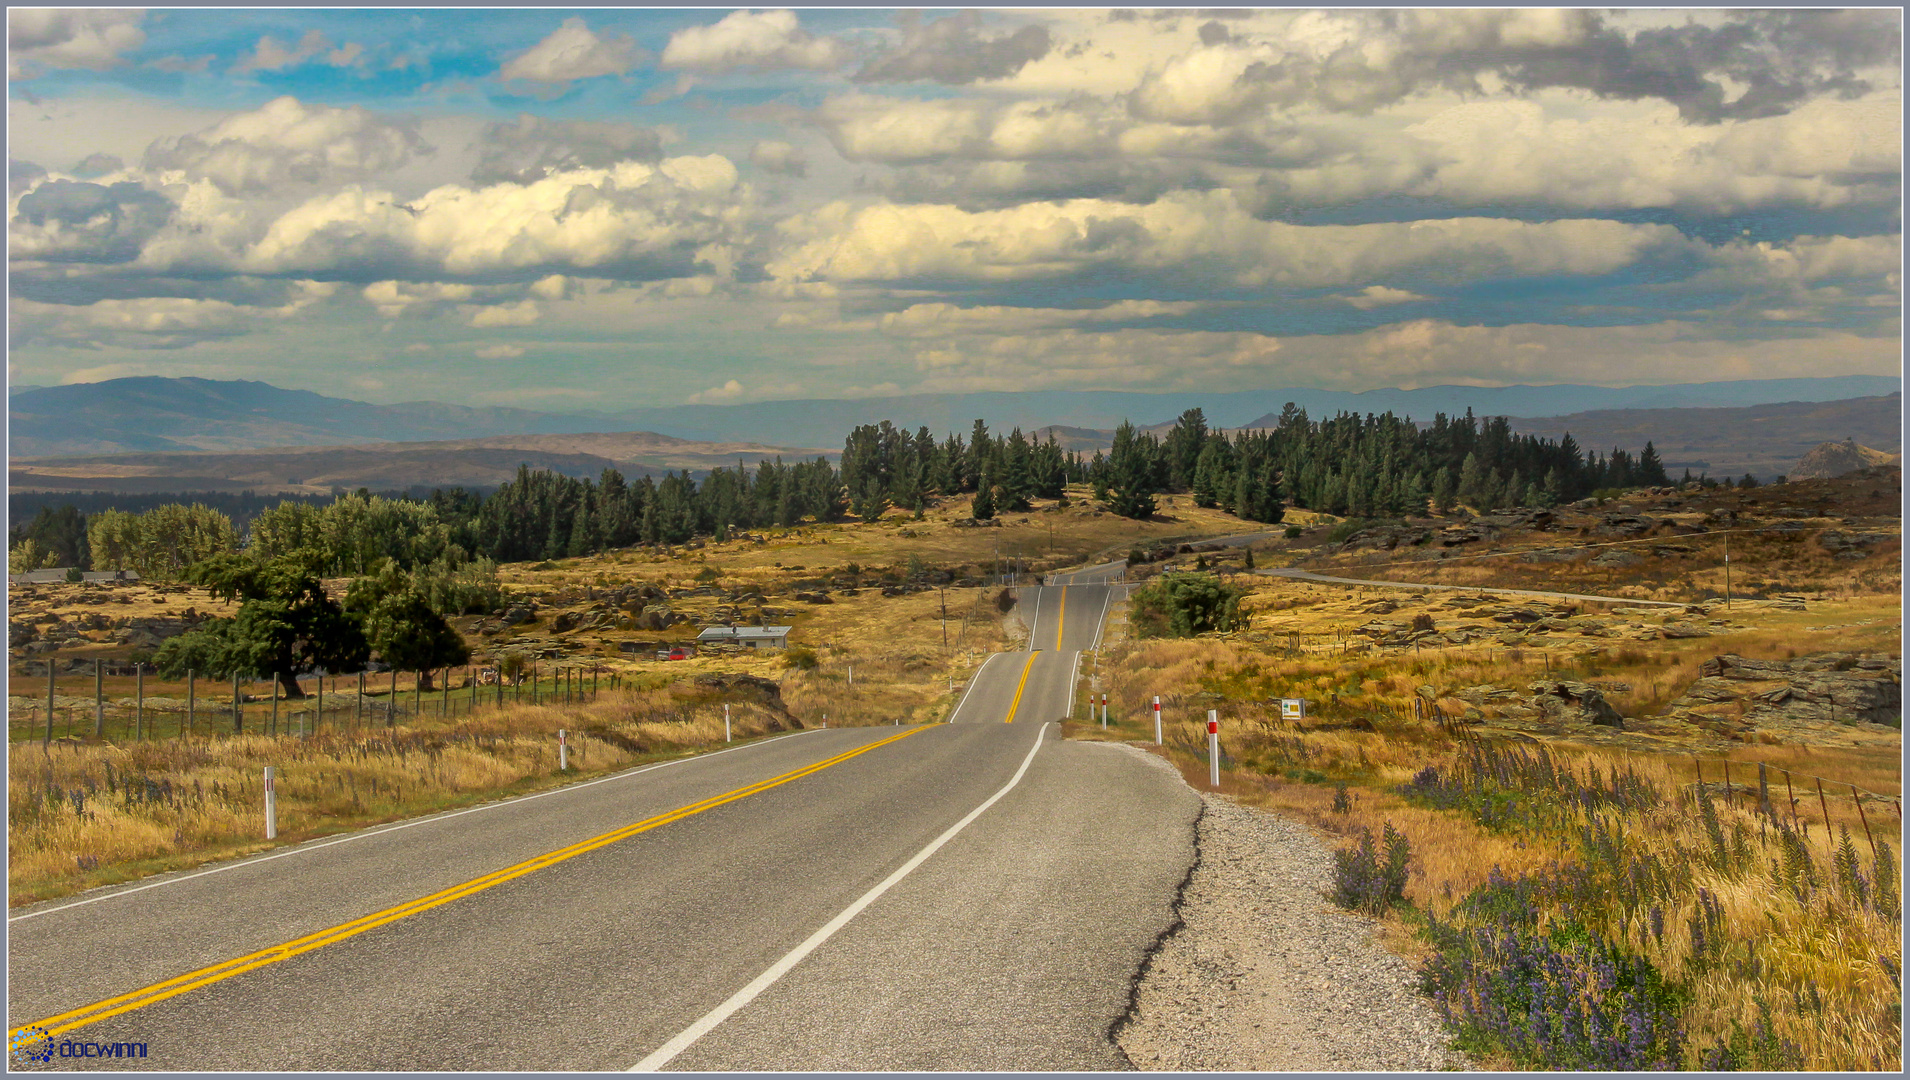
left=629, top=722, right=1051, bottom=1073
left=1091, top=587, right=1113, bottom=650
left=945, top=652, right=1002, bottom=725
left=1024, top=585, right=1041, bottom=652
left=1066, top=651, right=1083, bottom=719
left=8, top=727, right=827, bottom=923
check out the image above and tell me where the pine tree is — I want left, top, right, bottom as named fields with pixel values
left=1001, top=429, right=1035, bottom=511
left=1106, top=421, right=1158, bottom=520
left=972, top=468, right=996, bottom=520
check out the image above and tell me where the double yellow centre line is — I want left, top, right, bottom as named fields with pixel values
left=13, top=726, right=929, bottom=1040
left=1004, top=585, right=1069, bottom=724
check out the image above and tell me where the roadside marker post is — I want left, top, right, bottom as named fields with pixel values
left=1208, top=711, right=1220, bottom=789
left=1153, top=696, right=1162, bottom=746
left=1101, top=692, right=1109, bottom=728
left=263, top=766, right=277, bottom=840
left=559, top=729, right=568, bottom=771
left=725, top=704, right=732, bottom=744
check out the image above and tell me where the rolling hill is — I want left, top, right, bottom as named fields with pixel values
left=10, top=374, right=1900, bottom=458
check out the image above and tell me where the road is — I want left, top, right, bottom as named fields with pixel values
left=1258, top=567, right=1686, bottom=606
left=8, top=583, right=1192, bottom=1070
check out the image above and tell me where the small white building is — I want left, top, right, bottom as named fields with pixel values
left=696, top=625, right=793, bottom=649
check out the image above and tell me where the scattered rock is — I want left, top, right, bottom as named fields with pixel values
left=1528, top=680, right=1625, bottom=727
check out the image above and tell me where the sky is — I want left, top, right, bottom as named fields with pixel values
left=6, top=7, right=1902, bottom=410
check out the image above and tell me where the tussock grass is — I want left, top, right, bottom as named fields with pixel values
left=1078, top=631, right=1901, bottom=1071
left=7, top=686, right=808, bottom=907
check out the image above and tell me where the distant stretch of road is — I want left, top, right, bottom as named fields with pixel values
left=8, top=581, right=1192, bottom=1070
left=1259, top=566, right=1686, bottom=607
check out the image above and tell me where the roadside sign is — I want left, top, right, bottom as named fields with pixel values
left=1280, top=698, right=1308, bottom=720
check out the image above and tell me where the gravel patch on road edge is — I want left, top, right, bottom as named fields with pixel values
left=1102, top=744, right=1466, bottom=1071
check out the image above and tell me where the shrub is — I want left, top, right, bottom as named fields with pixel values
left=1325, top=518, right=1386, bottom=544
left=1284, top=525, right=1303, bottom=539
left=995, top=587, right=1017, bottom=613
left=1127, top=548, right=1146, bottom=566
left=782, top=645, right=819, bottom=671
left=1127, top=571, right=1244, bottom=638
left=1422, top=912, right=1688, bottom=1070
left=1331, top=821, right=1411, bottom=915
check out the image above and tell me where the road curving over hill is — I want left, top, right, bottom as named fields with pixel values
left=8, top=580, right=1196, bottom=1071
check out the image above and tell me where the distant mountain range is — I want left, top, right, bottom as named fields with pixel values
left=8, top=374, right=1900, bottom=458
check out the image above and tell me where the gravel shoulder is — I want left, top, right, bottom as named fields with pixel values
left=1107, top=745, right=1466, bottom=1072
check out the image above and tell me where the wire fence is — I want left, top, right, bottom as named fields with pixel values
left=9, top=662, right=628, bottom=746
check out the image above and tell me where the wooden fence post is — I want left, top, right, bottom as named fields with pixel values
left=1851, top=784, right=1878, bottom=861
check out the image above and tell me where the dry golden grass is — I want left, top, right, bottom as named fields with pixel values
left=1077, top=609, right=1901, bottom=1070
left=7, top=684, right=814, bottom=907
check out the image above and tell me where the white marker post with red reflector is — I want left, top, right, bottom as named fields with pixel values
left=725, top=704, right=732, bottom=743
left=1100, top=692, right=1108, bottom=729
left=1207, top=710, right=1220, bottom=789
left=263, top=766, right=277, bottom=840
left=559, top=729, right=568, bottom=772
left=1153, top=696, right=1162, bottom=745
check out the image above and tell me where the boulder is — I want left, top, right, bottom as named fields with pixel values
left=501, top=606, right=535, bottom=627
left=1528, top=680, right=1625, bottom=727
left=1591, top=549, right=1640, bottom=567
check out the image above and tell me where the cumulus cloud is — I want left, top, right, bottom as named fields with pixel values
left=231, top=29, right=366, bottom=75
left=468, top=300, right=540, bottom=327
left=142, top=96, right=430, bottom=195
left=237, top=155, right=747, bottom=281
left=660, top=10, right=843, bottom=74
left=71, top=153, right=126, bottom=178
left=769, top=191, right=1689, bottom=289
left=471, top=115, right=663, bottom=185
left=878, top=299, right=1204, bottom=336
left=855, top=11, right=1052, bottom=85
left=1340, top=286, right=1429, bottom=309
left=8, top=9, right=145, bottom=77
left=10, top=179, right=174, bottom=264
left=889, top=318, right=1901, bottom=395
left=500, top=17, right=643, bottom=84
left=748, top=140, right=808, bottom=177
left=361, top=280, right=475, bottom=319
left=10, top=285, right=332, bottom=350
left=1103, top=9, right=1900, bottom=125
left=688, top=378, right=746, bottom=403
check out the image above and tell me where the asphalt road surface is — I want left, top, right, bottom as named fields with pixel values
left=8, top=584, right=1196, bottom=1071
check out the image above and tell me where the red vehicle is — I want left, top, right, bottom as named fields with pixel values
left=659, top=648, right=689, bottom=661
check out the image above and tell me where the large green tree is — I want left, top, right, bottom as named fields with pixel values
left=154, top=555, right=368, bottom=697
left=1128, top=572, right=1245, bottom=638
left=344, top=565, right=472, bottom=691
left=1105, top=421, right=1159, bottom=520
